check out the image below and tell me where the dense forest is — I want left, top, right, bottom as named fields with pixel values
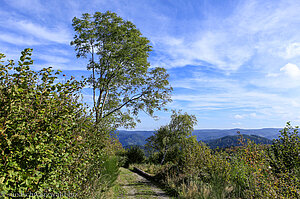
left=205, top=134, right=272, bottom=149
left=116, top=129, right=277, bottom=148
left=1, top=11, right=300, bottom=199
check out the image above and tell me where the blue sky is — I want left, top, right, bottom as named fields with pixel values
left=1, top=0, right=300, bottom=130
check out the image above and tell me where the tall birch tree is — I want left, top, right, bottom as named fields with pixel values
left=71, top=11, right=172, bottom=128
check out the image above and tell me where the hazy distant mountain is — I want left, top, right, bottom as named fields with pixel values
left=117, top=133, right=148, bottom=147
left=117, top=130, right=154, bottom=138
left=204, top=134, right=273, bottom=149
left=116, top=128, right=281, bottom=147
left=192, top=128, right=282, bottom=141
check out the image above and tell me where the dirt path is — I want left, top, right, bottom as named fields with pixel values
left=110, top=167, right=171, bottom=199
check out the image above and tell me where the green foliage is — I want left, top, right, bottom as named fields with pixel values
left=228, top=138, right=266, bottom=198
left=146, top=110, right=197, bottom=164
left=268, top=122, right=300, bottom=174
left=266, top=122, right=300, bottom=198
left=0, top=49, right=88, bottom=196
left=129, top=163, right=161, bottom=175
left=0, top=49, right=122, bottom=198
left=79, top=122, right=123, bottom=198
left=178, top=138, right=231, bottom=198
left=141, top=123, right=300, bottom=198
left=71, top=11, right=172, bottom=127
left=83, top=155, right=120, bottom=199
left=206, top=134, right=272, bottom=149
left=150, top=138, right=231, bottom=199
left=118, top=133, right=147, bottom=147
left=124, top=146, right=145, bottom=167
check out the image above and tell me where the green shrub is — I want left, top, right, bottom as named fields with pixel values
left=82, top=155, right=120, bottom=198
left=153, top=137, right=232, bottom=198
left=0, top=49, right=121, bottom=198
left=145, top=124, right=300, bottom=199
left=78, top=120, right=123, bottom=198
left=0, top=49, right=89, bottom=196
left=268, top=122, right=300, bottom=174
left=267, top=122, right=300, bottom=198
left=124, top=146, right=145, bottom=167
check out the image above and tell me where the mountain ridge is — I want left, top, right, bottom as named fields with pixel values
left=204, top=134, right=273, bottom=149
left=116, top=128, right=281, bottom=147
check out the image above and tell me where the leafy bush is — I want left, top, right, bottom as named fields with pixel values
left=268, top=122, right=300, bottom=174
left=146, top=126, right=300, bottom=199
left=0, top=49, right=88, bottom=196
left=151, top=137, right=232, bottom=198
left=83, top=155, right=120, bottom=198
left=0, top=49, right=122, bottom=198
left=146, top=110, right=197, bottom=165
left=130, top=163, right=162, bottom=175
left=124, top=146, right=145, bottom=167
left=72, top=118, right=123, bottom=198
left=267, top=122, right=300, bottom=198
left=229, top=139, right=265, bottom=198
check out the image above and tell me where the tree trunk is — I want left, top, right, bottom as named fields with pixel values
left=160, top=147, right=168, bottom=165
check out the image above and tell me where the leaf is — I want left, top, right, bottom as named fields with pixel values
left=0, top=177, right=4, bottom=184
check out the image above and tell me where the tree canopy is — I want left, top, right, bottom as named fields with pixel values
left=146, top=110, right=197, bottom=164
left=71, top=11, right=172, bottom=128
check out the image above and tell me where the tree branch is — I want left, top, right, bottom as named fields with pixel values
left=102, top=92, right=145, bottom=119
left=99, top=88, right=109, bottom=119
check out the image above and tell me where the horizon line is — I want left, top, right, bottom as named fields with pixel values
left=117, top=127, right=284, bottom=131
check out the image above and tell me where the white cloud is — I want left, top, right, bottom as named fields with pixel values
left=249, top=113, right=257, bottom=118
left=280, top=63, right=300, bottom=78
left=266, top=73, right=279, bottom=77
left=149, top=0, right=300, bottom=73
left=0, top=33, right=41, bottom=46
left=81, top=94, right=93, bottom=103
left=234, top=113, right=257, bottom=120
left=4, top=0, right=46, bottom=15
left=32, top=63, right=85, bottom=71
left=15, top=20, right=71, bottom=44
left=151, top=30, right=253, bottom=70
left=234, top=114, right=244, bottom=119
left=37, top=54, right=70, bottom=64
left=2, top=0, right=300, bottom=129
left=258, top=62, right=300, bottom=90
left=0, top=19, right=72, bottom=46
left=170, top=70, right=300, bottom=124
left=282, top=43, right=300, bottom=59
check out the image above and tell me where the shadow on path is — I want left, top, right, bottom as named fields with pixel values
left=116, top=167, right=171, bottom=199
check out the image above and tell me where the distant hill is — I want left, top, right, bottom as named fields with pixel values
left=116, top=128, right=281, bottom=147
left=192, top=128, right=281, bottom=141
left=117, top=130, right=154, bottom=137
left=204, top=134, right=273, bottom=149
left=117, top=133, right=148, bottom=147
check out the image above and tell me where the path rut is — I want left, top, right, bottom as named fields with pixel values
left=111, top=167, right=170, bottom=199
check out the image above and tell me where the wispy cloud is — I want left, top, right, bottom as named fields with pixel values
left=0, top=33, right=41, bottom=46
left=149, top=0, right=300, bottom=73
left=37, top=54, right=70, bottom=64
left=3, top=0, right=47, bottom=15
left=1, top=0, right=300, bottom=129
left=9, top=20, right=72, bottom=44
left=280, top=43, right=300, bottom=59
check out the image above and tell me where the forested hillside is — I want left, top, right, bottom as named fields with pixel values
left=117, top=133, right=148, bottom=147
left=205, top=134, right=273, bottom=149
left=116, top=129, right=279, bottom=148
left=193, top=128, right=281, bottom=140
